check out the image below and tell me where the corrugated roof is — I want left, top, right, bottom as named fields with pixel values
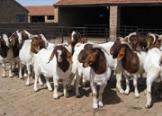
left=26, top=6, right=54, bottom=16
left=55, top=0, right=162, bottom=6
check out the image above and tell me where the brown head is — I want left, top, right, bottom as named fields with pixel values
left=127, top=32, right=147, bottom=51
left=31, top=35, right=46, bottom=54
left=48, top=45, right=72, bottom=72
left=78, top=45, right=106, bottom=74
left=110, top=41, right=139, bottom=73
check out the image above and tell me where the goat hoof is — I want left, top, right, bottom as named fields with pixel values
left=38, top=82, right=44, bottom=86
left=53, top=95, right=59, bottom=99
left=145, top=104, right=152, bottom=109
left=124, top=90, right=130, bottom=95
left=2, top=74, right=6, bottom=78
left=19, top=76, right=23, bottom=79
left=9, top=75, right=13, bottom=78
left=117, top=88, right=124, bottom=94
left=48, top=89, right=53, bottom=92
left=76, top=94, right=81, bottom=98
left=98, top=102, right=103, bottom=108
left=54, top=97, right=59, bottom=100
left=135, top=94, right=140, bottom=98
left=34, top=88, right=38, bottom=92
left=26, top=83, right=30, bottom=86
left=65, top=94, right=70, bottom=98
left=92, top=104, right=98, bottom=109
left=24, top=73, right=27, bottom=77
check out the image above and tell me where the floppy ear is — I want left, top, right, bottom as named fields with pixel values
left=78, top=50, right=85, bottom=63
left=117, top=47, right=125, bottom=61
left=88, top=49, right=99, bottom=64
left=65, top=49, right=72, bottom=63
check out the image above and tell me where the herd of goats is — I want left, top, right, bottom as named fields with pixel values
left=0, top=30, right=162, bottom=109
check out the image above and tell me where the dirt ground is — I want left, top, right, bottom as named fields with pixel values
left=0, top=67, right=162, bottom=116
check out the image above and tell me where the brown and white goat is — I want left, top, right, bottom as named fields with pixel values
left=0, top=34, right=14, bottom=77
left=110, top=38, right=146, bottom=97
left=77, top=44, right=111, bottom=109
left=33, top=45, right=72, bottom=98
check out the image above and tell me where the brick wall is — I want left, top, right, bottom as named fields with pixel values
left=109, top=6, right=118, bottom=41
left=0, top=0, right=28, bottom=23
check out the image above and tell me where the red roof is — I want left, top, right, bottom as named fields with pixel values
left=26, top=6, right=54, bottom=16
left=55, top=0, right=162, bottom=6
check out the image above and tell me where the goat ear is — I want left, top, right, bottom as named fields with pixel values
left=78, top=50, right=85, bottom=63
left=66, top=49, right=72, bottom=63
left=89, top=49, right=98, bottom=63
left=117, top=47, right=125, bottom=61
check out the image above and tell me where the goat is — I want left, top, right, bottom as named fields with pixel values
left=0, top=34, right=14, bottom=77
left=19, top=34, right=51, bottom=85
left=144, top=48, right=162, bottom=108
left=77, top=44, right=111, bottom=109
left=33, top=45, right=72, bottom=99
left=110, top=38, right=146, bottom=97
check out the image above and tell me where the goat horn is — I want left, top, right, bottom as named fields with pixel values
left=126, top=32, right=137, bottom=43
left=148, top=33, right=156, bottom=43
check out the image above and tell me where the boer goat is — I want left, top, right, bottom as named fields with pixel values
left=76, top=44, right=111, bottom=109
left=110, top=38, right=146, bottom=97
left=66, top=30, right=87, bottom=54
left=33, top=45, right=72, bottom=99
left=9, top=30, right=32, bottom=58
left=144, top=48, right=162, bottom=108
left=9, top=30, right=32, bottom=83
left=124, top=32, right=148, bottom=51
left=19, top=34, right=49, bottom=85
left=0, top=34, right=14, bottom=77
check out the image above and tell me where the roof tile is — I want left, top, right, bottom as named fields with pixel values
left=55, top=0, right=162, bottom=6
left=26, top=6, right=54, bottom=16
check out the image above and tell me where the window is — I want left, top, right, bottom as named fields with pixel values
left=31, top=16, right=45, bottom=23
left=16, top=14, right=26, bottom=22
left=47, top=16, right=54, bottom=20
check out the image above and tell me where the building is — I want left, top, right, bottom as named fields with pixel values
left=54, top=0, right=162, bottom=40
left=0, top=0, right=28, bottom=23
left=26, top=6, right=55, bottom=23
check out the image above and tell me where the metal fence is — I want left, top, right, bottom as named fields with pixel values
left=118, top=25, right=162, bottom=37
left=1, top=23, right=162, bottom=43
left=0, top=23, right=110, bottom=42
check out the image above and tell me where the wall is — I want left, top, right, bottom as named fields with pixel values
left=0, top=0, right=28, bottom=23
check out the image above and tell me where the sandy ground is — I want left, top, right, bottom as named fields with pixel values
left=0, top=67, right=162, bottom=116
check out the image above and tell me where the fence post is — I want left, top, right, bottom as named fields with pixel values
left=105, top=28, right=108, bottom=42
left=83, top=27, right=86, bottom=40
left=61, top=28, right=64, bottom=43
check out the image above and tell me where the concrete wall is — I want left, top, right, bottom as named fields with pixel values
left=0, top=0, right=28, bottom=23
